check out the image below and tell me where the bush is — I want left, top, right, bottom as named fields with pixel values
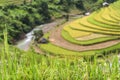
left=21, top=14, right=35, bottom=27
left=34, top=30, right=44, bottom=42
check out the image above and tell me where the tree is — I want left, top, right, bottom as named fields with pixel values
left=39, top=1, right=51, bottom=22
left=62, top=0, right=74, bottom=21
left=33, top=30, right=44, bottom=42
left=75, top=0, right=84, bottom=10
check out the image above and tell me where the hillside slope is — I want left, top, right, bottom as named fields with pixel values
left=39, top=0, right=120, bottom=56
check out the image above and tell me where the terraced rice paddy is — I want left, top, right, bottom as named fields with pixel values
left=39, top=1, right=120, bottom=57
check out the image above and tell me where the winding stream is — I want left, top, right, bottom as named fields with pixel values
left=16, top=25, right=44, bottom=50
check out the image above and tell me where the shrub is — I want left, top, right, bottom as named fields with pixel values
left=34, top=30, right=44, bottom=42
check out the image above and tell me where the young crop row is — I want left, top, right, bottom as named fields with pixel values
left=94, top=10, right=120, bottom=26
left=70, top=24, right=120, bottom=36
left=87, top=12, right=120, bottom=30
left=63, top=25, right=91, bottom=38
left=62, top=30, right=120, bottom=46
left=79, top=16, right=120, bottom=32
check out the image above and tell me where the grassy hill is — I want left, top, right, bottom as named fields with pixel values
left=0, top=30, right=119, bottom=79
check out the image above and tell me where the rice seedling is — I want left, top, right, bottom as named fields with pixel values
left=101, top=8, right=118, bottom=23
left=94, top=9, right=120, bottom=26
left=87, top=12, right=120, bottom=30
left=63, top=25, right=91, bottom=38
left=79, top=16, right=120, bottom=32
left=62, top=30, right=120, bottom=45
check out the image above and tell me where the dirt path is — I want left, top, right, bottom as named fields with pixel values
left=49, top=24, right=120, bottom=51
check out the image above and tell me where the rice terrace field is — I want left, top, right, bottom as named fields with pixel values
left=1, top=0, right=120, bottom=79
left=40, top=0, right=120, bottom=57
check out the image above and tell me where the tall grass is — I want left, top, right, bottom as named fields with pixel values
left=0, top=28, right=120, bottom=80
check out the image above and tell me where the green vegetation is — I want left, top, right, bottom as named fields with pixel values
left=0, top=1, right=51, bottom=44
left=33, top=30, right=44, bottom=42
left=62, top=30, right=120, bottom=45
left=39, top=0, right=120, bottom=57
left=0, top=0, right=29, bottom=6
left=40, top=32, right=120, bottom=57
left=0, top=0, right=108, bottom=44
left=1, top=29, right=120, bottom=79
left=1, top=43, right=120, bottom=79
left=87, top=12, right=120, bottom=30
left=1, top=0, right=120, bottom=79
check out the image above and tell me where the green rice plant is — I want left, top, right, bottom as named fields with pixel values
left=70, top=25, right=120, bottom=36
left=108, top=5, right=120, bottom=20
left=93, top=8, right=120, bottom=27
left=79, top=16, right=120, bottom=32
left=62, top=30, right=120, bottom=45
left=63, top=25, right=91, bottom=38
left=87, top=12, right=120, bottom=30
left=39, top=43, right=86, bottom=56
left=100, top=8, right=119, bottom=23
left=69, top=15, right=120, bottom=35
left=109, top=12, right=120, bottom=21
